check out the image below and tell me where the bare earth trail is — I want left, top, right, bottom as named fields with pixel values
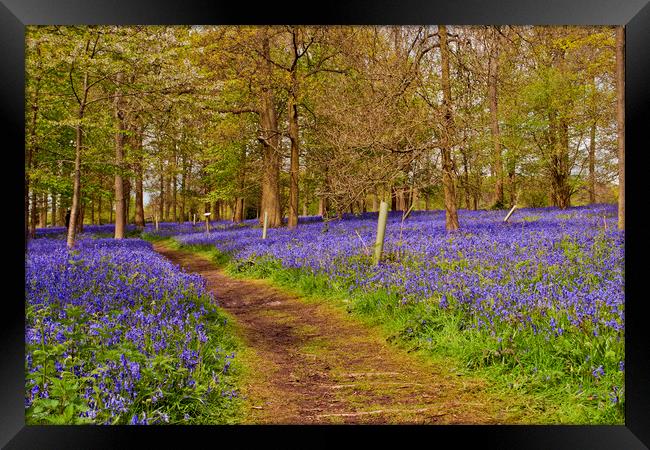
left=154, top=242, right=525, bottom=425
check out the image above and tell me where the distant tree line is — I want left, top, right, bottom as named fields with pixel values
left=24, top=25, right=625, bottom=246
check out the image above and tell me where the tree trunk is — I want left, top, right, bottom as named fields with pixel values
left=90, top=195, right=95, bottom=225
left=287, top=67, right=300, bottom=229
left=318, top=197, right=328, bottom=217
left=39, top=193, right=47, bottom=228
left=391, top=186, right=398, bottom=211
left=589, top=119, right=597, bottom=204
left=98, top=195, right=102, bottom=225
left=114, top=71, right=126, bottom=239
left=135, top=159, right=145, bottom=229
left=76, top=201, right=85, bottom=233
left=488, top=28, right=504, bottom=208
left=616, top=26, right=625, bottom=230
left=172, top=150, right=177, bottom=222
left=233, top=197, right=244, bottom=223
left=180, top=155, right=187, bottom=223
left=439, top=25, right=460, bottom=231
left=30, top=190, right=38, bottom=236
left=66, top=72, right=88, bottom=248
left=51, top=192, right=57, bottom=227
left=259, top=30, right=282, bottom=228
left=164, top=175, right=171, bottom=221
left=159, top=166, right=165, bottom=222
left=26, top=44, right=42, bottom=241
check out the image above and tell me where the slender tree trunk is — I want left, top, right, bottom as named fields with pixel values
left=233, top=197, right=244, bottom=223
left=135, top=159, right=145, bottom=229
left=616, top=26, right=625, bottom=230
left=76, top=201, right=85, bottom=233
left=67, top=72, right=88, bottom=248
left=164, top=175, right=171, bottom=221
left=114, top=72, right=126, bottom=239
left=391, top=186, right=398, bottom=211
left=30, top=190, right=38, bottom=236
left=461, top=151, right=471, bottom=209
left=26, top=44, right=42, bottom=241
left=288, top=67, right=300, bottom=229
left=259, top=30, right=282, bottom=228
left=90, top=195, right=95, bottom=225
left=180, top=155, right=187, bottom=223
left=51, top=192, right=57, bottom=227
left=39, top=193, right=47, bottom=228
left=556, top=118, right=571, bottom=209
left=98, top=195, right=102, bottom=225
left=411, top=187, right=418, bottom=211
left=488, top=29, right=504, bottom=207
left=159, top=166, right=165, bottom=222
left=172, top=149, right=177, bottom=222
left=318, top=197, right=327, bottom=216
left=439, top=25, right=460, bottom=231
left=589, top=120, right=597, bottom=204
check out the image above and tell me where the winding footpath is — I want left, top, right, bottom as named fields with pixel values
left=154, top=242, right=528, bottom=425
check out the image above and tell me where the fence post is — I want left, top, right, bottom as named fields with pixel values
left=504, top=204, right=518, bottom=222
left=373, top=201, right=389, bottom=265
left=204, top=212, right=211, bottom=233
left=262, top=210, right=268, bottom=239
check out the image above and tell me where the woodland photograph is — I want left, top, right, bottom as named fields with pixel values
left=25, top=25, right=625, bottom=425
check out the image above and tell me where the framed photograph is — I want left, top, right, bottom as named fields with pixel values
left=3, top=0, right=649, bottom=448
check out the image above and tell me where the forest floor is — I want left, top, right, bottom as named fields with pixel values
left=153, top=242, right=532, bottom=424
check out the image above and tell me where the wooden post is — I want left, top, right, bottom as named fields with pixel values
left=155, top=214, right=159, bottom=231
left=262, top=210, right=269, bottom=239
left=373, top=201, right=389, bottom=265
left=204, top=212, right=211, bottom=233
left=193, top=213, right=196, bottom=225
left=504, top=204, right=518, bottom=223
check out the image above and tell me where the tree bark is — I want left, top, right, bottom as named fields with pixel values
left=51, top=192, right=57, bottom=227
left=66, top=71, right=88, bottom=248
left=26, top=43, right=42, bottom=241
left=172, top=149, right=178, bottom=222
left=30, top=190, right=38, bottom=236
left=233, top=197, right=244, bottom=223
left=488, top=28, right=504, bottom=207
left=259, top=30, right=282, bottom=228
left=135, top=158, right=145, bottom=229
left=439, top=25, right=460, bottom=231
left=159, top=164, right=165, bottom=222
left=589, top=119, right=597, bottom=204
left=616, top=26, right=625, bottom=230
left=39, top=193, right=47, bottom=228
left=288, top=67, right=300, bottom=229
left=114, top=71, right=126, bottom=239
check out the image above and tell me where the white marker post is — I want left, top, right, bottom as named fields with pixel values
left=262, top=210, right=268, bottom=239
left=504, top=205, right=518, bottom=223
left=193, top=213, right=196, bottom=225
left=155, top=214, right=159, bottom=231
left=373, top=201, right=389, bottom=265
left=204, top=212, right=211, bottom=232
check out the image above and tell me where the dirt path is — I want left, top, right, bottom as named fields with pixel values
left=154, top=242, right=522, bottom=424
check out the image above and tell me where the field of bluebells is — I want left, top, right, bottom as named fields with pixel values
left=25, top=237, right=240, bottom=425
left=170, top=204, right=624, bottom=423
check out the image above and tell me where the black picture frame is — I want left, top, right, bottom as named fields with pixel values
left=2, top=1, right=649, bottom=448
